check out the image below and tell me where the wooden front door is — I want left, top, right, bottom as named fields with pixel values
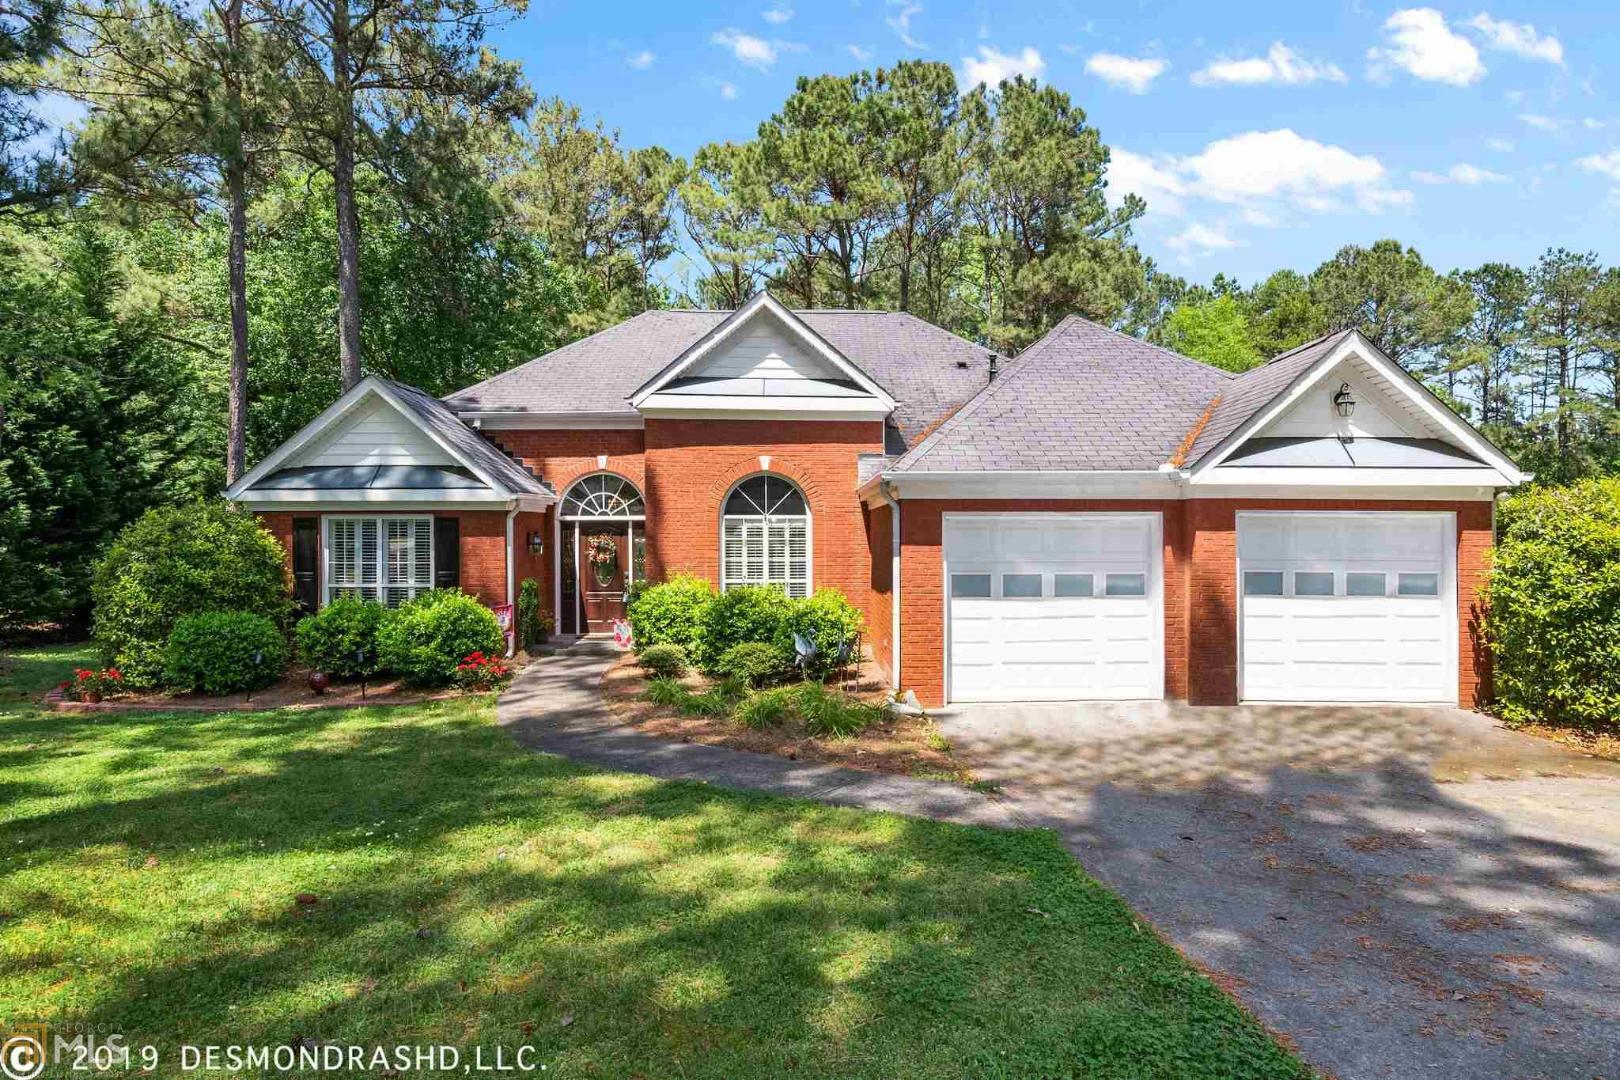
left=578, top=526, right=629, bottom=634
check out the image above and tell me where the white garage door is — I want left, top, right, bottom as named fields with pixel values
left=1238, top=512, right=1456, bottom=704
left=945, top=514, right=1162, bottom=702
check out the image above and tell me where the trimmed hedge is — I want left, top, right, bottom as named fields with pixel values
left=626, top=574, right=714, bottom=654
left=163, top=611, right=287, bottom=695
left=777, top=588, right=865, bottom=679
left=1488, top=478, right=1620, bottom=728
left=716, top=642, right=787, bottom=687
left=377, top=590, right=505, bottom=687
left=697, top=585, right=791, bottom=673
left=639, top=643, right=690, bottom=679
left=295, top=597, right=386, bottom=679
left=92, top=502, right=291, bottom=688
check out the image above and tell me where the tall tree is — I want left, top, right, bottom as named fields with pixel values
left=1308, top=239, right=1471, bottom=366
left=56, top=0, right=286, bottom=482
left=679, top=140, right=772, bottom=309
left=1244, top=269, right=1322, bottom=358
left=619, top=144, right=683, bottom=312
left=1447, top=263, right=1528, bottom=426
left=1157, top=294, right=1262, bottom=372
left=256, top=0, right=527, bottom=390
left=1526, top=248, right=1605, bottom=464
left=1, top=0, right=71, bottom=210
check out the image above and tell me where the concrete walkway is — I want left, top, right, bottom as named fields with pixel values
left=496, top=642, right=1025, bottom=830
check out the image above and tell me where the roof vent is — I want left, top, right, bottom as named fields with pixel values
left=987, top=353, right=1001, bottom=383
left=955, top=359, right=969, bottom=369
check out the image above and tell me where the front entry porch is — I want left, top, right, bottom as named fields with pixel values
left=556, top=473, right=646, bottom=637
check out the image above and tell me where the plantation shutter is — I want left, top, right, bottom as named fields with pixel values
left=786, top=519, right=809, bottom=598
left=292, top=518, right=319, bottom=613
left=433, top=517, right=460, bottom=590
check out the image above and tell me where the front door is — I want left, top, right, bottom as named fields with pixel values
left=577, top=525, right=628, bottom=634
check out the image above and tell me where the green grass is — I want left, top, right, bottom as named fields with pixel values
left=0, top=648, right=1307, bottom=1079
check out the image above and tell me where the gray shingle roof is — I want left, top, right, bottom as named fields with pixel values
left=381, top=378, right=550, bottom=496
left=441, top=308, right=998, bottom=447
left=1180, top=330, right=1353, bottom=467
left=890, top=316, right=1234, bottom=473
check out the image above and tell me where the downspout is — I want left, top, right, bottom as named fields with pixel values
left=505, top=503, right=519, bottom=658
left=880, top=479, right=902, bottom=690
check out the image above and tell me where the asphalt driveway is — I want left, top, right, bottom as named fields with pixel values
left=933, top=700, right=1620, bottom=1080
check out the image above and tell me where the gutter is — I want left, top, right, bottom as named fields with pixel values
left=879, top=480, right=902, bottom=690
left=505, top=503, right=519, bottom=658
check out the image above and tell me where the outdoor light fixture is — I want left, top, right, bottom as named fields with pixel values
left=1332, top=382, right=1356, bottom=418
left=527, top=531, right=544, bottom=555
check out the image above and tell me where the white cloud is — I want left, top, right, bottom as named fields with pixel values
left=762, top=6, right=793, bottom=24
left=1166, top=222, right=1239, bottom=257
left=1085, top=52, right=1168, bottom=94
left=1576, top=151, right=1620, bottom=181
left=1367, top=8, right=1484, bottom=86
left=1584, top=117, right=1606, bottom=131
left=886, top=1, right=926, bottom=49
left=626, top=50, right=655, bottom=70
left=1109, top=129, right=1411, bottom=221
left=1191, top=43, right=1347, bottom=87
left=1486, top=136, right=1515, bottom=151
left=1467, top=14, right=1563, bottom=65
left=846, top=44, right=873, bottom=63
left=1519, top=113, right=1560, bottom=131
left=719, top=81, right=740, bottom=101
left=712, top=28, right=777, bottom=70
left=962, top=46, right=1045, bottom=87
left=1412, top=162, right=1508, bottom=184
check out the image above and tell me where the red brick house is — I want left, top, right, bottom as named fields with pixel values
left=226, top=292, right=1526, bottom=708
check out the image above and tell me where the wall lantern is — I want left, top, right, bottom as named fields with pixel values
left=1332, top=382, right=1356, bottom=418
left=526, top=531, right=545, bottom=556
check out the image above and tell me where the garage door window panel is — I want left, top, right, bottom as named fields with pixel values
left=1054, top=573, right=1094, bottom=597
left=951, top=573, right=992, bottom=598
left=1000, top=573, right=1043, bottom=598
left=1346, top=572, right=1388, bottom=596
left=1294, top=571, right=1336, bottom=596
left=1398, top=572, right=1439, bottom=596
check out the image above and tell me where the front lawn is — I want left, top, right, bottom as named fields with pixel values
left=0, top=647, right=1306, bottom=1079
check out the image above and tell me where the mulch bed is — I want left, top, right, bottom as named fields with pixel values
left=1511, top=722, right=1620, bottom=763
left=601, top=652, right=973, bottom=782
left=46, top=656, right=535, bottom=714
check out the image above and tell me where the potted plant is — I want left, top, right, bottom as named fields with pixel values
left=68, top=667, right=123, bottom=703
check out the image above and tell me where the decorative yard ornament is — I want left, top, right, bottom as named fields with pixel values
left=1333, top=382, right=1357, bottom=418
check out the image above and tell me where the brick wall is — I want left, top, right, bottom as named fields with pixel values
left=253, top=509, right=510, bottom=609
left=642, top=419, right=886, bottom=598
left=896, top=498, right=1494, bottom=710
left=863, top=501, right=894, bottom=684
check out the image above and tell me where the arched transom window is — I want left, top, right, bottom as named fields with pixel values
left=722, top=474, right=810, bottom=597
left=561, top=473, right=644, bottom=519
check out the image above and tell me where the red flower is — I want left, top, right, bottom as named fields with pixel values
left=106, top=669, right=122, bottom=681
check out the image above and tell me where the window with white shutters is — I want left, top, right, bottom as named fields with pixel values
left=721, top=475, right=810, bottom=597
left=326, top=516, right=433, bottom=607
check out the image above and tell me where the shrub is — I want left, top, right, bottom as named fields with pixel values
left=92, top=502, right=291, bottom=688
left=643, top=678, right=688, bottom=707
left=454, top=651, right=513, bottom=692
left=66, top=667, right=125, bottom=701
left=717, top=642, right=787, bottom=687
left=627, top=575, right=714, bottom=654
left=1488, top=478, right=1620, bottom=728
left=794, top=682, right=883, bottom=739
left=376, top=590, right=505, bottom=687
left=294, top=597, right=385, bottom=679
left=778, top=589, right=865, bottom=679
left=734, top=686, right=792, bottom=730
left=162, top=611, right=287, bottom=695
left=697, top=585, right=791, bottom=672
left=516, top=578, right=552, bottom=651
left=639, top=643, right=690, bottom=679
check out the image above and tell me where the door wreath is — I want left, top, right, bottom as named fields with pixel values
left=585, top=533, right=619, bottom=587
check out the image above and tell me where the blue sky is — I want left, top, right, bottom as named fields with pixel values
left=491, top=1, right=1620, bottom=286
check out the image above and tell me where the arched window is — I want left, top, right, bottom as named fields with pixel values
left=721, top=474, right=810, bottom=597
left=560, top=473, right=644, bottom=519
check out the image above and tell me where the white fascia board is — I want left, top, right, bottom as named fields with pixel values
left=880, top=470, right=1184, bottom=500
left=1190, top=333, right=1527, bottom=485
left=233, top=489, right=511, bottom=506
left=638, top=395, right=891, bottom=421
left=629, top=292, right=898, bottom=411
left=1196, top=466, right=1513, bottom=489
left=1191, top=482, right=1499, bottom=501
left=460, top=411, right=644, bottom=431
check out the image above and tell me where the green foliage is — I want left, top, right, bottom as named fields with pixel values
left=91, top=502, right=290, bottom=688
left=698, top=585, right=791, bottom=672
left=1487, top=479, right=1620, bottom=729
left=638, top=643, right=690, bottom=679
left=734, top=686, right=792, bottom=730
left=716, top=642, right=787, bottom=687
left=642, top=678, right=688, bottom=707
left=376, top=591, right=505, bottom=687
left=793, top=681, right=885, bottom=739
left=1160, top=296, right=1263, bottom=373
left=627, top=574, right=715, bottom=655
left=778, top=588, right=865, bottom=679
left=516, top=578, right=551, bottom=651
left=162, top=611, right=286, bottom=695
left=294, top=598, right=385, bottom=679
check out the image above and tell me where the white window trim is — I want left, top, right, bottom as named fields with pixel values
left=719, top=474, right=812, bottom=598
left=322, top=515, right=434, bottom=607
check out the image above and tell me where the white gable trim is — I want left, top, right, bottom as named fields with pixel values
left=225, top=377, right=516, bottom=501
left=629, top=292, right=897, bottom=411
left=1189, top=332, right=1528, bottom=486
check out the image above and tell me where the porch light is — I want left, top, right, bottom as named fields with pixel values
left=526, top=531, right=544, bottom=556
left=1332, top=382, right=1356, bottom=418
